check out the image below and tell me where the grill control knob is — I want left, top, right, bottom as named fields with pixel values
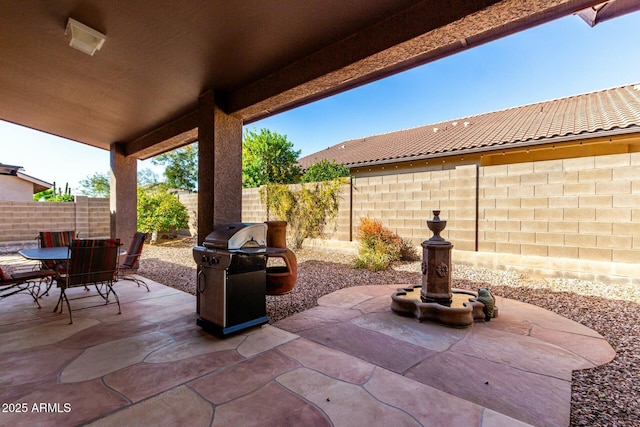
left=201, top=255, right=208, bottom=264
left=212, top=258, right=220, bottom=265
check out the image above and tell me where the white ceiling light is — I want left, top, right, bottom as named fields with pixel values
left=65, top=18, right=106, bottom=56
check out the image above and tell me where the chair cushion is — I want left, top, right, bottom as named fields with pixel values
left=0, top=266, right=9, bottom=282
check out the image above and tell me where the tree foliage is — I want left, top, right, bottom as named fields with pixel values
left=260, top=178, right=345, bottom=249
left=242, top=128, right=301, bottom=188
left=300, top=159, right=349, bottom=183
left=78, top=172, right=110, bottom=197
left=136, top=184, right=189, bottom=237
left=138, top=168, right=159, bottom=186
left=151, top=144, right=198, bottom=191
left=77, top=168, right=160, bottom=197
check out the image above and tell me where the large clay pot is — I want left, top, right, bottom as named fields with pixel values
left=265, top=221, right=298, bottom=295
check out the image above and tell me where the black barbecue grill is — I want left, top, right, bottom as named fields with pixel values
left=193, top=222, right=284, bottom=336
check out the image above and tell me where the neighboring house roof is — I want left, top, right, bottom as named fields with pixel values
left=0, top=163, right=21, bottom=176
left=299, top=83, right=640, bottom=169
left=0, top=162, right=52, bottom=194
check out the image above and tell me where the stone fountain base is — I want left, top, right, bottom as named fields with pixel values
left=390, top=285, right=498, bottom=327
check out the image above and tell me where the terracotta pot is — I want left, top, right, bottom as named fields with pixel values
left=264, top=221, right=298, bottom=295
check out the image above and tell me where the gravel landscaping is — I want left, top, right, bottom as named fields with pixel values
left=138, top=237, right=640, bottom=426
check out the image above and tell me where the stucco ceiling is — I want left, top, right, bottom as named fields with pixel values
left=0, top=0, right=607, bottom=159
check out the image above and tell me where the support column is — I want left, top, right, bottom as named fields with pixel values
left=110, top=143, right=138, bottom=250
left=197, top=90, right=243, bottom=245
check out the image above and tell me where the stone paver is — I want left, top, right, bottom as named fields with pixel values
left=279, top=338, right=374, bottom=384
left=213, top=382, right=331, bottom=427
left=300, top=321, right=436, bottom=373
left=278, top=368, right=421, bottom=427
left=364, top=367, right=485, bottom=426
left=104, top=350, right=242, bottom=402
left=190, top=349, right=300, bottom=404
left=86, top=386, right=213, bottom=427
left=404, top=351, right=571, bottom=426
left=0, top=276, right=614, bottom=427
left=60, top=331, right=172, bottom=383
left=1, top=318, right=99, bottom=352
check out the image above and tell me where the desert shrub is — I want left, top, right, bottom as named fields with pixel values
left=261, top=178, right=345, bottom=249
left=354, top=217, right=404, bottom=271
left=353, top=250, right=392, bottom=272
left=400, top=238, right=420, bottom=261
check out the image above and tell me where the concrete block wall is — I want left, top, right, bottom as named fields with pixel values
left=4, top=152, right=625, bottom=280
left=477, top=154, right=640, bottom=263
left=319, top=183, right=351, bottom=242
left=0, top=201, right=76, bottom=245
left=86, top=198, right=110, bottom=238
left=351, top=168, right=458, bottom=246
left=241, top=187, right=264, bottom=224
left=238, top=183, right=352, bottom=244
left=176, top=191, right=198, bottom=236
left=239, top=152, right=640, bottom=284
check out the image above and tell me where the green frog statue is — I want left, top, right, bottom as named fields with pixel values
left=477, top=288, right=495, bottom=321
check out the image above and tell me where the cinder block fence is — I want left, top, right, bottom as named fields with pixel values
left=0, top=196, right=109, bottom=250
left=1, top=152, right=638, bottom=284
left=242, top=152, right=640, bottom=285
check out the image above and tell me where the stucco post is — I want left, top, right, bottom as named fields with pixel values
left=110, top=143, right=137, bottom=250
left=197, top=90, right=243, bottom=245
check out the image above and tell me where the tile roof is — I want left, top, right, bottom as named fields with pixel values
left=298, top=83, right=640, bottom=169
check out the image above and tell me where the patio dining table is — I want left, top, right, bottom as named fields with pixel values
left=19, top=246, right=72, bottom=262
left=18, top=246, right=126, bottom=299
left=19, top=247, right=127, bottom=261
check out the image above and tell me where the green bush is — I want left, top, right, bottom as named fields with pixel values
left=353, top=250, right=393, bottom=272
left=137, top=185, right=189, bottom=239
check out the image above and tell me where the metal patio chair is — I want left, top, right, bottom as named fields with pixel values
left=117, top=232, right=149, bottom=292
left=36, top=230, right=76, bottom=296
left=0, top=266, right=55, bottom=308
left=54, top=238, right=121, bottom=324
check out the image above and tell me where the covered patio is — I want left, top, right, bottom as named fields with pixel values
left=1, top=1, right=637, bottom=426
left=2, top=0, right=637, bottom=249
left=0, top=261, right=614, bottom=426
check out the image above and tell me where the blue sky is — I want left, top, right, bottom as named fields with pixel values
left=2, top=11, right=639, bottom=192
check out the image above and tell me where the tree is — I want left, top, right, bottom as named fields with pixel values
left=300, top=159, right=350, bottom=183
left=138, top=168, right=159, bottom=186
left=136, top=184, right=189, bottom=242
left=79, top=172, right=110, bottom=197
left=77, top=169, right=160, bottom=197
left=151, top=144, right=198, bottom=191
left=242, top=128, right=301, bottom=188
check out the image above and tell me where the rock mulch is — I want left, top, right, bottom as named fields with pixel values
left=138, top=238, right=638, bottom=426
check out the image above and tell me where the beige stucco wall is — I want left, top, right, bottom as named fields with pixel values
left=0, top=175, right=35, bottom=202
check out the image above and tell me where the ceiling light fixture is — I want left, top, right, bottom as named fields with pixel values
left=65, top=18, right=106, bottom=56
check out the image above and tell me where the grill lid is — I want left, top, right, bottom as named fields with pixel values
left=203, top=222, right=267, bottom=250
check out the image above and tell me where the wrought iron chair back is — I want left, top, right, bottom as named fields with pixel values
left=55, top=238, right=121, bottom=324
left=117, top=232, right=149, bottom=291
left=0, top=266, right=54, bottom=308
left=36, top=230, right=76, bottom=296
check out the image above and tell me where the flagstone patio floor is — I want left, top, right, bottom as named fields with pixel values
left=0, top=274, right=614, bottom=427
